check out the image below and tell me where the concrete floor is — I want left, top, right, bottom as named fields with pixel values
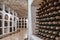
left=0, top=28, right=27, bottom=40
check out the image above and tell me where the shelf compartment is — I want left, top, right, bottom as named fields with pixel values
left=0, top=28, right=2, bottom=35
left=10, top=22, right=12, bottom=26
left=0, top=3, right=3, bottom=11
left=4, top=21, right=8, bottom=26
left=10, top=27, right=12, bottom=32
left=0, top=20, right=2, bottom=27
left=4, top=28, right=7, bottom=33
left=13, top=27, right=15, bottom=31
left=5, top=15, right=8, bottom=20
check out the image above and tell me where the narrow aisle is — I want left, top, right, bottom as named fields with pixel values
left=17, top=28, right=27, bottom=40
left=0, top=28, right=28, bottom=40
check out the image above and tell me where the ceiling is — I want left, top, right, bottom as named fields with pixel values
left=32, top=0, right=43, bottom=7
left=0, top=0, right=28, bottom=18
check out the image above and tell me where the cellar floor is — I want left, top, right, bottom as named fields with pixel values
left=0, top=28, right=28, bottom=40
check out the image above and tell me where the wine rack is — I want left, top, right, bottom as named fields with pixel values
left=19, top=18, right=27, bottom=28
left=36, top=0, right=60, bottom=40
left=0, top=3, right=19, bottom=39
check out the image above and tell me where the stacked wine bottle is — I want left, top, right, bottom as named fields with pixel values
left=36, top=0, right=60, bottom=40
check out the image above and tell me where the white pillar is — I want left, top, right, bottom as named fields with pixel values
left=24, top=18, right=25, bottom=28
left=26, top=18, right=28, bottom=28
left=21, top=18, right=22, bottom=28
left=8, top=8, right=10, bottom=33
left=8, top=16, right=10, bottom=33
left=12, top=11, right=14, bottom=32
left=2, top=14, right=4, bottom=35
left=2, top=4, right=5, bottom=35
left=11, top=15, right=13, bottom=32
left=15, top=17, right=17, bottom=31
left=28, top=0, right=34, bottom=40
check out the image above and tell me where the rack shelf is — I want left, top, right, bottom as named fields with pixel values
left=36, top=0, right=60, bottom=40
left=19, top=18, right=27, bottom=28
left=0, top=3, right=19, bottom=39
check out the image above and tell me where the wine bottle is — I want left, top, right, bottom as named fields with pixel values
left=46, top=34, right=50, bottom=38
left=47, top=0, right=53, bottom=2
left=55, top=16, right=60, bottom=19
left=45, top=30, right=48, bottom=33
left=50, top=26, right=54, bottom=29
left=48, top=31, right=52, bottom=34
left=56, top=6, right=60, bottom=10
left=58, top=32, right=60, bottom=36
left=56, top=37, right=60, bottom=40
left=53, top=31, right=57, bottom=34
left=50, top=35, right=55, bottom=38
left=53, top=0, right=59, bottom=2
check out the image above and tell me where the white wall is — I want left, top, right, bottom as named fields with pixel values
left=31, top=6, right=43, bottom=40
left=31, top=6, right=38, bottom=34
